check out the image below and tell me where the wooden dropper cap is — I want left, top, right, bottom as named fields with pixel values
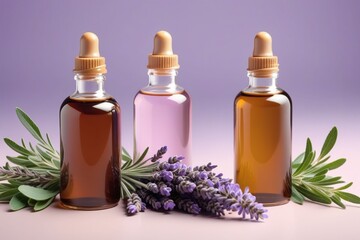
left=74, top=32, right=107, bottom=75
left=248, top=32, right=279, bottom=78
left=147, top=31, right=179, bottom=70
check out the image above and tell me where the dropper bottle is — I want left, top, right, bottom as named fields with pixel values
left=234, top=32, right=292, bottom=206
left=134, top=30, right=192, bottom=164
left=60, top=32, right=121, bottom=210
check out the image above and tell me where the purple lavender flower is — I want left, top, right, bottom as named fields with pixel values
left=126, top=204, right=137, bottom=214
left=159, top=182, right=172, bottom=196
left=150, top=146, right=167, bottom=162
left=126, top=193, right=145, bottom=215
left=158, top=161, right=170, bottom=170
left=175, top=198, right=201, bottom=215
left=134, top=147, right=268, bottom=220
left=168, top=156, right=184, bottom=164
left=147, top=182, right=159, bottom=193
left=188, top=170, right=208, bottom=181
left=137, top=189, right=162, bottom=210
left=193, top=163, right=217, bottom=171
left=160, top=170, right=173, bottom=182
left=176, top=180, right=196, bottom=194
left=162, top=198, right=176, bottom=210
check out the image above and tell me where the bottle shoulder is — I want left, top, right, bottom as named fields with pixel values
left=235, top=90, right=292, bottom=105
left=60, top=96, right=120, bottom=114
left=135, top=89, right=190, bottom=97
left=134, top=90, right=191, bottom=105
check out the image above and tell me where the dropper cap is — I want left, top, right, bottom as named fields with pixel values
left=248, top=32, right=279, bottom=77
left=74, top=32, right=107, bottom=74
left=147, top=31, right=179, bottom=69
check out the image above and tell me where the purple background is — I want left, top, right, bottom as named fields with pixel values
left=1, top=0, right=359, bottom=176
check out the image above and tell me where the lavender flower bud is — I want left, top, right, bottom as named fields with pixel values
left=126, top=204, right=138, bottom=215
left=137, top=189, right=162, bottom=210
left=126, top=193, right=145, bottom=215
left=159, top=182, right=172, bottom=196
left=152, top=171, right=162, bottom=181
left=147, top=182, right=159, bottom=193
left=176, top=180, right=196, bottom=194
left=151, top=146, right=167, bottom=162
left=168, top=156, right=184, bottom=164
left=175, top=198, right=201, bottom=215
left=158, top=161, right=170, bottom=171
left=160, top=170, right=173, bottom=182
left=161, top=198, right=176, bottom=210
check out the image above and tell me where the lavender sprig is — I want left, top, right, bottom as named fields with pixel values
left=126, top=193, right=146, bottom=215
left=0, top=163, right=58, bottom=188
left=134, top=151, right=268, bottom=221
left=150, top=146, right=167, bottom=162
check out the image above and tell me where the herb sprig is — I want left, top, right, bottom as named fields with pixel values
left=291, top=127, right=360, bottom=208
left=0, top=109, right=60, bottom=211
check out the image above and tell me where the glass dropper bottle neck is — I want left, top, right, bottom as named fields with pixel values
left=70, top=73, right=110, bottom=100
left=243, top=72, right=282, bottom=95
left=141, top=69, right=184, bottom=95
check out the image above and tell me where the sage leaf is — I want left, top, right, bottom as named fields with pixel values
left=319, top=127, right=337, bottom=160
left=291, top=186, right=304, bottom=204
left=16, top=108, right=44, bottom=143
left=18, top=185, right=57, bottom=201
left=337, top=191, right=360, bottom=204
left=34, top=197, right=55, bottom=211
left=4, top=138, right=34, bottom=156
left=10, top=193, right=28, bottom=211
left=335, top=182, right=353, bottom=191
left=330, top=195, right=346, bottom=209
left=295, top=185, right=332, bottom=204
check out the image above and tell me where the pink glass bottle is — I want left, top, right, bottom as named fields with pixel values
left=134, top=31, right=191, bottom=164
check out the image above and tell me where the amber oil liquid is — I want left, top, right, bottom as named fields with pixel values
left=234, top=90, right=292, bottom=206
left=60, top=97, right=120, bottom=210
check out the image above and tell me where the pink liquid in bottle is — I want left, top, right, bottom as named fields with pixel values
left=134, top=91, right=191, bottom=164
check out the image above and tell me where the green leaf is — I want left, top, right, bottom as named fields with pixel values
left=316, top=176, right=343, bottom=186
left=133, top=147, right=149, bottom=166
left=293, top=140, right=314, bottom=176
left=122, top=147, right=132, bottom=160
left=291, top=186, right=304, bottom=204
left=303, top=175, right=326, bottom=182
left=16, top=108, right=44, bottom=143
left=27, top=198, right=36, bottom=207
left=293, top=139, right=313, bottom=175
left=308, top=158, right=346, bottom=175
left=6, top=156, right=36, bottom=168
left=46, top=134, right=55, bottom=150
left=36, top=146, right=52, bottom=161
left=51, top=158, right=60, bottom=169
left=330, top=195, right=346, bottom=209
left=34, top=196, right=55, bottom=211
left=295, top=185, right=332, bottom=204
left=0, top=189, right=19, bottom=201
left=314, top=169, right=328, bottom=177
left=120, top=181, right=132, bottom=198
left=4, top=138, right=34, bottom=156
left=10, top=193, right=28, bottom=211
left=335, top=182, right=353, bottom=191
left=319, top=127, right=337, bottom=160
left=122, top=155, right=132, bottom=163
left=336, top=191, right=360, bottom=204
left=18, top=185, right=58, bottom=201
left=292, top=152, right=305, bottom=166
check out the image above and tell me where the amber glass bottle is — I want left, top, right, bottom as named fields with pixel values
left=60, top=32, right=120, bottom=210
left=234, top=32, right=292, bottom=206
